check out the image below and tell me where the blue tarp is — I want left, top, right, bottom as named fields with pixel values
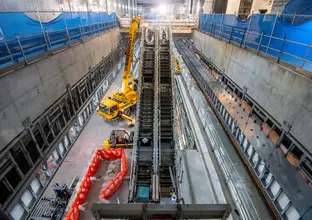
left=281, top=0, right=312, bottom=24
left=0, top=12, right=119, bottom=69
left=199, top=14, right=312, bottom=72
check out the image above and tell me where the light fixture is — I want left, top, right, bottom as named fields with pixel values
left=158, top=4, right=167, bottom=14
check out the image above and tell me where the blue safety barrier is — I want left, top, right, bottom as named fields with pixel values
left=281, top=0, right=312, bottom=24
left=0, top=12, right=119, bottom=70
left=198, top=14, right=312, bottom=72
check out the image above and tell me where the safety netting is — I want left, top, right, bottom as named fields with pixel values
left=0, top=12, right=119, bottom=69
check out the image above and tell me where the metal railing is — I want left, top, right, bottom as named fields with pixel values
left=198, top=14, right=312, bottom=75
left=0, top=11, right=119, bottom=75
left=119, top=17, right=196, bottom=28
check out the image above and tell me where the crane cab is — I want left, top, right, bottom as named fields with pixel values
left=97, top=98, right=119, bottom=120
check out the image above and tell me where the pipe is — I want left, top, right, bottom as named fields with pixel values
left=169, top=166, right=176, bottom=190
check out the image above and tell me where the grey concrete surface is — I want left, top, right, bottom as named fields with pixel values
left=176, top=76, right=226, bottom=205
left=193, top=30, right=312, bottom=154
left=0, top=29, right=121, bottom=150
left=176, top=75, right=238, bottom=220
left=43, top=58, right=132, bottom=199
left=174, top=44, right=273, bottom=219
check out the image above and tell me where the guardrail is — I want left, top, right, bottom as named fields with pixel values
left=142, top=19, right=196, bottom=27
left=198, top=13, right=312, bottom=74
left=119, top=17, right=196, bottom=29
left=0, top=11, right=119, bottom=75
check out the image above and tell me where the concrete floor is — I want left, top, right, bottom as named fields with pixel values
left=176, top=76, right=237, bottom=220
left=43, top=58, right=132, bottom=210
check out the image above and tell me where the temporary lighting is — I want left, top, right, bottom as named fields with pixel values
left=158, top=4, right=167, bottom=14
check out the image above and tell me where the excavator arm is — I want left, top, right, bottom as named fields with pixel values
left=122, top=17, right=140, bottom=94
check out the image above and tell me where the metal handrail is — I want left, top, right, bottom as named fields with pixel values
left=0, top=18, right=119, bottom=73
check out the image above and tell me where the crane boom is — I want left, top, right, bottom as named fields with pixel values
left=122, top=17, right=140, bottom=93
left=97, top=17, right=140, bottom=122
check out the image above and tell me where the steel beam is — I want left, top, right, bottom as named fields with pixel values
left=91, top=203, right=232, bottom=219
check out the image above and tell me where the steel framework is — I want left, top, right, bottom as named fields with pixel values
left=0, top=39, right=127, bottom=218
left=91, top=203, right=232, bottom=220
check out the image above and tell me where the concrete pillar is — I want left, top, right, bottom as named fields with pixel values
left=251, top=0, right=273, bottom=14
left=185, top=0, right=193, bottom=15
left=226, top=0, right=241, bottom=14
left=105, top=0, right=109, bottom=12
left=135, top=0, right=137, bottom=15
left=276, top=120, right=292, bottom=147
left=203, top=0, right=214, bottom=13
left=127, top=0, right=130, bottom=16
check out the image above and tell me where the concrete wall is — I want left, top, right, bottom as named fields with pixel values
left=271, top=0, right=289, bottom=13
left=193, top=30, right=312, bottom=153
left=203, top=0, right=214, bottom=14
left=0, top=29, right=121, bottom=149
left=251, top=0, right=273, bottom=13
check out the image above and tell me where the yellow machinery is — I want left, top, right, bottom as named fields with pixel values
left=174, top=57, right=181, bottom=74
left=97, top=17, right=140, bottom=121
left=103, top=130, right=134, bottom=149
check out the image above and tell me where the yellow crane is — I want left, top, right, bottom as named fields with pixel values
left=97, top=17, right=140, bottom=122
